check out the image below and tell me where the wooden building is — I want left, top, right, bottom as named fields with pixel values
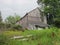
left=17, top=7, right=48, bottom=30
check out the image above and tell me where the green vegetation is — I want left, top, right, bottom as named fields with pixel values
left=0, top=28, right=60, bottom=45
left=0, top=11, right=2, bottom=23
left=5, top=15, right=20, bottom=25
left=0, top=0, right=60, bottom=45
left=0, top=14, right=23, bottom=31
left=37, top=0, right=60, bottom=27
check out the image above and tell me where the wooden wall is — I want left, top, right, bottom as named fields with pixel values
left=17, top=8, right=47, bottom=29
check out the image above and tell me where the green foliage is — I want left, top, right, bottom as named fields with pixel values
left=37, top=0, right=60, bottom=27
left=0, top=22, right=12, bottom=30
left=5, top=16, right=15, bottom=24
left=14, top=15, right=20, bottom=22
left=0, top=34, right=9, bottom=45
left=5, top=15, right=20, bottom=25
left=0, top=11, right=2, bottom=23
left=12, top=24, right=24, bottom=31
left=54, top=20, right=60, bottom=28
left=1, top=28, right=60, bottom=45
left=0, top=22, right=6, bottom=30
left=4, top=15, right=21, bottom=31
left=5, top=23, right=11, bottom=28
left=0, top=22, right=5, bottom=28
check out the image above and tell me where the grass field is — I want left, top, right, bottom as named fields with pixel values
left=0, top=28, right=60, bottom=45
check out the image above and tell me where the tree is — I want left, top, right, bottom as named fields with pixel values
left=5, top=15, right=20, bottom=25
left=0, top=11, right=4, bottom=30
left=37, top=0, right=60, bottom=27
left=4, top=14, right=21, bottom=30
left=0, top=11, right=2, bottom=23
left=5, top=16, right=15, bottom=24
left=14, top=13, right=21, bottom=22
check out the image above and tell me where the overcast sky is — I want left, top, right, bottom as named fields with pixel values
left=0, top=0, right=38, bottom=20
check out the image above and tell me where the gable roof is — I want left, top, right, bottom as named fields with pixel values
left=16, top=7, right=43, bottom=23
left=20, top=7, right=42, bottom=20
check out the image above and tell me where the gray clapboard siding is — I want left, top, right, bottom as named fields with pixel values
left=17, top=7, right=48, bottom=29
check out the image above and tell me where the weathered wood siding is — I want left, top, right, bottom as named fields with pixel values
left=27, top=8, right=42, bottom=24
left=20, top=16, right=28, bottom=28
left=17, top=8, right=47, bottom=29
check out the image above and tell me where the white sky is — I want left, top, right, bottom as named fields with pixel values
left=0, top=0, right=38, bottom=20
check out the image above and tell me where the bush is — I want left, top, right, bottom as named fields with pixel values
left=54, top=20, right=60, bottom=28
left=5, top=23, right=11, bottom=28
left=12, top=24, right=24, bottom=31
left=0, top=22, right=6, bottom=30
left=0, top=23, right=12, bottom=31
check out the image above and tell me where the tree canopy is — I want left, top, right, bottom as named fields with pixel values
left=37, top=0, right=60, bottom=27
left=5, top=15, right=20, bottom=25
left=37, top=0, right=60, bottom=16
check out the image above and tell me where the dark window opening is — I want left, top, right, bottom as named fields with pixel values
left=35, top=25, right=45, bottom=29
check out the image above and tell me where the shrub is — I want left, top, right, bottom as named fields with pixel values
left=5, top=23, right=11, bottom=28
left=12, top=24, right=24, bottom=31
left=0, top=22, right=6, bottom=30
left=54, top=20, right=60, bottom=28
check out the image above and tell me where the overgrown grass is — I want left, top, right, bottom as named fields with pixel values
left=0, top=28, right=60, bottom=45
